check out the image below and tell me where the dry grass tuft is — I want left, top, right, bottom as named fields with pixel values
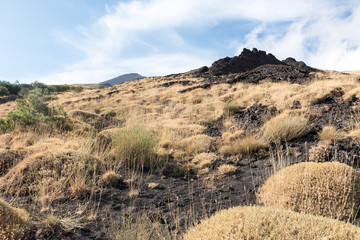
left=192, top=152, right=217, bottom=169
left=261, top=112, right=308, bottom=142
left=111, top=125, right=157, bottom=170
left=101, top=171, right=123, bottom=188
left=318, top=125, right=346, bottom=143
left=0, top=198, right=30, bottom=240
left=258, top=162, right=360, bottom=221
left=218, top=164, right=237, bottom=175
left=179, top=134, right=214, bottom=155
left=183, top=206, right=360, bottom=240
left=220, top=135, right=267, bottom=156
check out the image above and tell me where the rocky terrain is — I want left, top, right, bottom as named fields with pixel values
left=1, top=48, right=360, bottom=239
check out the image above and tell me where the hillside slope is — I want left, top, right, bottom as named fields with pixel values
left=1, top=49, right=360, bottom=239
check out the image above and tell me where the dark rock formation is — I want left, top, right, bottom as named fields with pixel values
left=207, top=48, right=284, bottom=76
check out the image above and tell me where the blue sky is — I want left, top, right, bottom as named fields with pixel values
left=1, top=0, right=360, bottom=84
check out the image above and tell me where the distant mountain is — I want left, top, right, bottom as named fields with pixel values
left=100, top=73, right=144, bottom=87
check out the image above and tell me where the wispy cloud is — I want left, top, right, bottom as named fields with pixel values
left=37, top=0, right=360, bottom=83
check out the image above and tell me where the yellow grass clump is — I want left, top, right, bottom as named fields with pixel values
left=218, top=164, right=237, bottom=175
left=179, top=134, right=214, bottom=155
left=0, top=198, right=30, bottom=240
left=111, top=125, right=157, bottom=170
left=219, top=135, right=267, bottom=156
left=261, top=112, right=308, bottom=142
left=258, top=162, right=360, bottom=221
left=318, top=125, right=346, bottom=143
left=183, top=206, right=360, bottom=240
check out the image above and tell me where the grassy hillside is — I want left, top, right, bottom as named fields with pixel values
left=1, top=61, right=360, bottom=239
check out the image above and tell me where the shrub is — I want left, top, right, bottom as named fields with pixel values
left=219, top=135, right=267, bottom=156
left=0, top=88, right=72, bottom=132
left=183, top=206, right=360, bottom=240
left=70, top=86, right=83, bottom=93
left=111, top=125, right=157, bottom=170
left=0, top=198, right=30, bottom=240
left=258, top=162, right=360, bottom=221
left=261, top=112, right=308, bottom=142
left=318, top=125, right=346, bottom=143
left=0, top=86, right=9, bottom=96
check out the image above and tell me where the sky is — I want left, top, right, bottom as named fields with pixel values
left=1, top=0, right=360, bottom=84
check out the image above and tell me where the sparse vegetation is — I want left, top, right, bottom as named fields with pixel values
left=258, top=162, right=360, bottom=221
left=0, top=198, right=30, bottom=240
left=1, top=57, right=360, bottom=239
left=0, top=151, right=104, bottom=202
left=183, top=206, right=360, bottom=240
left=0, top=88, right=72, bottom=133
left=223, top=102, right=241, bottom=116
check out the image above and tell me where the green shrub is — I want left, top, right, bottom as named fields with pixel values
left=111, top=125, right=157, bottom=170
left=183, top=206, right=360, bottom=240
left=0, top=86, right=9, bottom=96
left=70, top=86, right=83, bottom=93
left=0, top=88, right=72, bottom=132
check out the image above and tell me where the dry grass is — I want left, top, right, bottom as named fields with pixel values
left=0, top=198, right=30, bottom=240
left=309, top=143, right=331, bottom=162
left=218, top=164, right=237, bottom=175
left=258, top=162, right=360, bottom=221
left=0, top=150, right=104, bottom=202
left=183, top=206, right=360, bottom=240
left=111, top=125, right=157, bottom=170
left=110, top=212, right=175, bottom=240
left=147, top=182, right=159, bottom=189
left=101, top=170, right=123, bottom=188
left=318, top=125, right=347, bottom=143
left=179, top=134, right=214, bottom=155
left=192, top=152, right=217, bottom=169
left=219, top=135, right=267, bottom=156
left=261, top=112, right=308, bottom=142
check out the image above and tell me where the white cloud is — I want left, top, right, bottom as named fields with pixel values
left=38, top=0, right=360, bottom=83
left=239, top=3, right=360, bottom=70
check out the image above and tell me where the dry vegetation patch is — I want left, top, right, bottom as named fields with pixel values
left=219, top=135, right=267, bottom=156
left=183, top=206, right=360, bottom=240
left=318, top=125, right=347, bottom=143
left=0, top=198, right=30, bottom=240
left=258, top=162, right=360, bottom=221
left=0, top=151, right=104, bottom=201
left=179, top=134, right=215, bottom=155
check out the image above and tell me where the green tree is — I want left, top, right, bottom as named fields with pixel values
left=0, top=86, right=9, bottom=96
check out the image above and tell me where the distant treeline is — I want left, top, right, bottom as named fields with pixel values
left=0, top=81, right=83, bottom=97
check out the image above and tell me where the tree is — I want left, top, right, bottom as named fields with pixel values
left=0, top=86, right=9, bottom=96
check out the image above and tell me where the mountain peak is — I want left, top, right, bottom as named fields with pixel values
left=100, top=73, right=144, bottom=87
